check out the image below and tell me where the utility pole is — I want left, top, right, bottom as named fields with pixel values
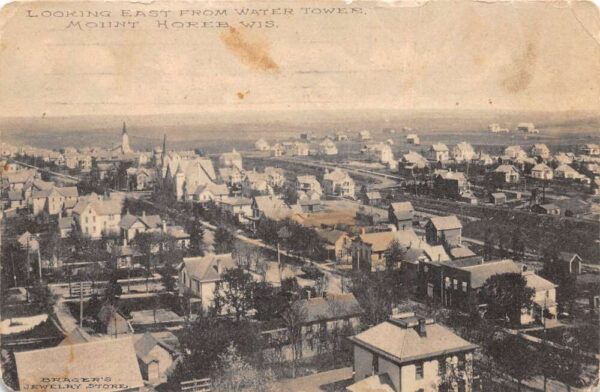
left=79, top=281, right=83, bottom=328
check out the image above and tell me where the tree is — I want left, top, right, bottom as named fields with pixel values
left=187, top=218, right=206, bottom=257
left=282, top=182, right=298, bottom=206
left=213, top=267, right=254, bottom=321
left=161, top=263, right=177, bottom=293
left=103, top=271, right=122, bottom=303
left=28, top=281, right=57, bottom=314
left=555, top=332, right=583, bottom=392
left=214, top=226, right=236, bottom=255
left=385, top=239, right=405, bottom=271
left=281, top=301, right=308, bottom=378
left=510, top=229, right=526, bottom=261
left=480, top=273, right=534, bottom=326
left=168, top=315, right=263, bottom=387
left=252, top=282, right=287, bottom=321
left=350, top=272, right=393, bottom=325
left=211, top=344, right=274, bottom=392
left=482, top=228, right=494, bottom=261
left=256, top=218, right=278, bottom=246
left=490, top=335, right=537, bottom=392
left=132, top=232, right=161, bottom=292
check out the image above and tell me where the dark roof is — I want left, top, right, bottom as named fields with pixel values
left=295, top=293, right=363, bottom=324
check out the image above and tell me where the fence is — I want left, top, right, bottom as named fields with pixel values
left=180, top=378, right=211, bottom=392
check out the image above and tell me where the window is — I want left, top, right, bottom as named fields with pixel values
left=462, top=282, right=468, bottom=292
left=453, top=279, right=458, bottom=290
left=372, top=354, right=379, bottom=374
left=423, top=265, right=429, bottom=273
left=445, top=277, right=451, bottom=288
left=438, top=358, right=446, bottom=375
left=415, top=363, right=424, bottom=379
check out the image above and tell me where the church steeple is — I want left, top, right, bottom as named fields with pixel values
left=120, top=121, right=132, bottom=154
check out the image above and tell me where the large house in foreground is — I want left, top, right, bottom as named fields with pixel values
left=347, top=313, right=478, bottom=392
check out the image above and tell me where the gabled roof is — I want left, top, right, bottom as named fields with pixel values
left=295, top=293, right=363, bottom=324
left=390, top=201, right=413, bottom=212
left=181, top=253, right=237, bottom=282
left=523, top=272, right=557, bottom=291
left=558, top=252, right=582, bottom=263
left=323, top=168, right=350, bottom=182
left=428, top=215, right=462, bottom=231
left=7, top=190, right=24, bottom=201
left=349, top=320, right=477, bottom=365
left=253, top=195, right=297, bottom=221
left=15, top=337, right=143, bottom=391
left=431, top=143, right=449, bottom=152
left=461, top=259, right=522, bottom=288
left=358, top=229, right=420, bottom=253
left=365, top=191, right=382, bottom=199
left=316, top=229, right=348, bottom=245
left=347, top=374, right=395, bottom=392
left=494, top=164, right=518, bottom=173
left=57, top=186, right=79, bottom=198
left=194, top=182, right=229, bottom=197
left=532, top=163, right=552, bottom=172
left=73, top=198, right=122, bottom=216
left=134, top=331, right=174, bottom=359
left=59, top=327, right=92, bottom=346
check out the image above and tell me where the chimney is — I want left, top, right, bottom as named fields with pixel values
left=417, top=318, right=427, bottom=337
left=161, top=220, right=167, bottom=233
left=142, top=210, right=146, bottom=217
left=123, top=237, right=128, bottom=247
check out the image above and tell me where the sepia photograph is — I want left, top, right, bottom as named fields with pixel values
left=0, top=0, right=599, bottom=391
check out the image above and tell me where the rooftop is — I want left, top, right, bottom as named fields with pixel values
left=15, top=337, right=144, bottom=391
left=349, top=317, right=477, bottom=365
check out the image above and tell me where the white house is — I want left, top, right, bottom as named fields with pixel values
left=363, top=143, right=394, bottom=165
left=255, top=138, right=270, bottom=151
left=31, top=186, right=79, bottom=216
left=504, top=145, right=528, bottom=160
left=493, top=164, right=520, bottom=183
left=348, top=313, right=478, bottom=392
left=193, top=182, right=230, bottom=203
left=296, top=175, right=322, bottom=199
left=318, top=139, right=338, bottom=155
left=531, top=144, right=551, bottom=159
left=400, top=151, right=428, bottom=170
left=263, top=167, right=286, bottom=188
left=428, top=143, right=450, bottom=162
left=554, top=164, right=587, bottom=182
left=359, top=130, right=372, bottom=141
left=218, top=149, right=243, bottom=170
left=451, top=142, right=476, bottom=163
left=178, top=253, right=238, bottom=312
left=489, top=123, right=509, bottom=133
left=531, top=163, right=553, bottom=180
left=517, top=123, right=539, bottom=133
left=72, top=198, right=122, bottom=239
left=323, top=168, right=355, bottom=198
left=406, top=134, right=420, bottom=145
left=289, top=142, right=309, bottom=156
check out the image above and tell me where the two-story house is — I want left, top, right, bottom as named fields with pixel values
left=119, top=211, right=163, bottom=242
left=72, top=198, right=122, bottom=239
left=316, top=229, right=351, bottom=262
left=178, top=253, right=238, bottom=312
left=388, top=202, right=414, bottom=231
left=428, top=143, right=450, bottom=162
left=531, top=163, right=554, bottom=180
left=192, top=182, right=229, bottom=204
left=351, top=229, right=421, bottom=271
left=219, top=196, right=253, bottom=224
left=425, top=215, right=462, bottom=247
left=490, top=164, right=520, bottom=185
left=347, top=313, right=478, bottom=392
left=323, top=168, right=355, bottom=198
left=296, top=175, right=323, bottom=199
left=31, top=186, right=79, bottom=216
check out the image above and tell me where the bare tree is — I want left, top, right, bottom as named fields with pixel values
left=281, top=301, right=308, bottom=378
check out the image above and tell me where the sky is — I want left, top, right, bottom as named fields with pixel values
left=0, top=0, right=599, bottom=120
